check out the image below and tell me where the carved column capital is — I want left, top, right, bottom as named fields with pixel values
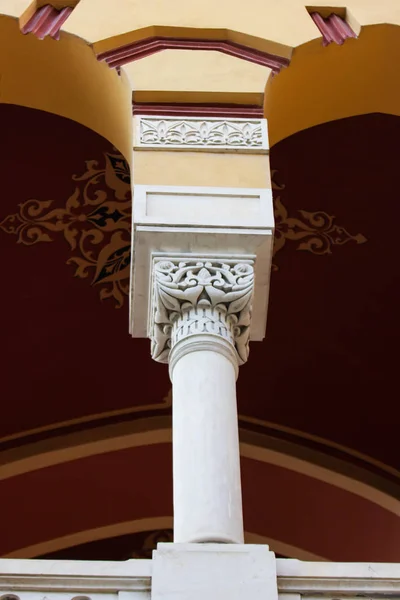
left=149, top=256, right=255, bottom=367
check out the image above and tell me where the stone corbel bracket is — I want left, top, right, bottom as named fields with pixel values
left=130, top=184, right=274, bottom=348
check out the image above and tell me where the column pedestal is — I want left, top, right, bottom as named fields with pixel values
left=151, top=543, right=278, bottom=600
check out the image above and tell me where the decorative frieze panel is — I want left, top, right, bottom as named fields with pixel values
left=134, top=116, right=269, bottom=152
left=150, top=257, right=255, bottom=364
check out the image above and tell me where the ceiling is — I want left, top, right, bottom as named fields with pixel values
left=0, top=105, right=398, bottom=560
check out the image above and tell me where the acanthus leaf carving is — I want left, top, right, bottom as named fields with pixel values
left=150, top=258, right=255, bottom=365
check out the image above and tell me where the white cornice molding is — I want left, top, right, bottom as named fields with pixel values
left=134, top=116, right=269, bottom=153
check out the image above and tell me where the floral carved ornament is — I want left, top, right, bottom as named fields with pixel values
left=151, top=259, right=254, bottom=364
left=0, top=156, right=366, bottom=309
left=138, top=117, right=265, bottom=150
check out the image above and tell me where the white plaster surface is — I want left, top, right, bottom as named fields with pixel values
left=133, top=185, right=273, bottom=229
left=0, top=554, right=400, bottom=600
left=0, top=558, right=151, bottom=598
left=277, top=559, right=400, bottom=596
left=151, top=543, right=278, bottom=600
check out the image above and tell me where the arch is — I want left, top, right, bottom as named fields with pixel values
left=2, top=8, right=400, bottom=153
left=1, top=441, right=399, bottom=561
left=3, top=517, right=326, bottom=561
left=265, top=24, right=400, bottom=146
left=1, top=417, right=399, bottom=518
left=0, top=15, right=132, bottom=160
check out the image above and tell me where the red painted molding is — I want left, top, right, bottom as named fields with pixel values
left=21, top=4, right=73, bottom=40
left=97, top=37, right=290, bottom=73
left=310, top=12, right=357, bottom=46
left=132, top=103, right=264, bottom=118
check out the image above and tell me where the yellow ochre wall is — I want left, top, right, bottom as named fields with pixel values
left=265, top=22, right=400, bottom=144
left=62, top=0, right=400, bottom=54
left=1, top=0, right=400, bottom=157
left=0, top=14, right=133, bottom=161
left=125, top=50, right=269, bottom=106
left=134, top=152, right=271, bottom=189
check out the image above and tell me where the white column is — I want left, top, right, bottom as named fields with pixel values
left=150, top=257, right=255, bottom=544
left=170, top=335, right=242, bottom=543
left=129, top=116, right=277, bottom=600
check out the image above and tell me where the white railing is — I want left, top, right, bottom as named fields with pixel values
left=1, top=555, right=400, bottom=600
left=0, top=559, right=151, bottom=600
left=277, top=559, right=400, bottom=599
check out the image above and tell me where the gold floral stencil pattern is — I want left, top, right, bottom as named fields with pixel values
left=0, top=152, right=131, bottom=308
left=271, top=170, right=367, bottom=270
left=0, top=158, right=367, bottom=308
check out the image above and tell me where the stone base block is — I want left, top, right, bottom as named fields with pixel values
left=151, top=543, right=278, bottom=600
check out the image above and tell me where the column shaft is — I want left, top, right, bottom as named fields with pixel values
left=147, top=257, right=256, bottom=543
left=171, top=339, right=244, bottom=544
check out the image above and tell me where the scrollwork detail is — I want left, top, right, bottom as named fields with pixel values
left=271, top=170, right=367, bottom=269
left=0, top=152, right=131, bottom=308
left=150, top=259, right=255, bottom=365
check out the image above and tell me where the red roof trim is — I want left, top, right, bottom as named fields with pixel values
left=310, top=12, right=357, bottom=46
left=97, top=37, right=290, bottom=73
left=21, top=5, right=73, bottom=40
left=132, top=103, right=264, bottom=118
